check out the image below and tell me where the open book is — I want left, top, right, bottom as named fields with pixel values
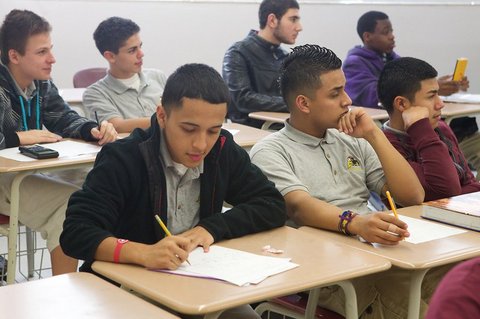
left=151, top=245, right=298, bottom=286
left=421, top=192, right=480, bottom=231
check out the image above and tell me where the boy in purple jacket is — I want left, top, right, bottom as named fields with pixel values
left=378, top=57, right=480, bottom=201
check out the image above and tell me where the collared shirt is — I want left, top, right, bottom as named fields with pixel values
left=159, top=131, right=203, bottom=234
left=250, top=121, right=385, bottom=213
left=83, top=68, right=167, bottom=123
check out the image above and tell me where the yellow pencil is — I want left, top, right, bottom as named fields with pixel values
left=155, top=214, right=191, bottom=265
left=385, top=191, right=399, bottom=218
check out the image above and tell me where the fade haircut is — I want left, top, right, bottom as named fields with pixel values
left=0, top=9, right=51, bottom=65
left=280, top=44, right=342, bottom=110
left=259, top=0, right=299, bottom=29
left=93, top=17, right=140, bottom=55
left=357, top=11, right=389, bottom=42
left=161, top=63, right=230, bottom=114
left=378, top=57, right=438, bottom=114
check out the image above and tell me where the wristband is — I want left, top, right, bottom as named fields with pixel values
left=113, top=238, right=129, bottom=263
left=338, top=210, right=358, bottom=236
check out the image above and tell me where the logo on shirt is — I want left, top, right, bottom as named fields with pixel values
left=347, top=156, right=361, bottom=171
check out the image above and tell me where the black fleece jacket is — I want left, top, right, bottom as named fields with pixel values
left=60, top=116, right=286, bottom=271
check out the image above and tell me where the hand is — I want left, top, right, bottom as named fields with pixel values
left=338, top=107, right=378, bottom=139
left=438, top=75, right=460, bottom=96
left=17, top=129, right=62, bottom=145
left=460, top=76, right=469, bottom=92
left=90, top=121, right=118, bottom=145
left=179, top=226, right=214, bottom=252
left=401, top=106, right=430, bottom=130
left=141, top=236, right=191, bottom=270
left=348, top=212, right=410, bottom=245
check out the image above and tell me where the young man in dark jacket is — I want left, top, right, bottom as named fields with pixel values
left=222, top=0, right=302, bottom=128
left=0, top=9, right=117, bottom=275
left=61, top=63, right=286, bottom=318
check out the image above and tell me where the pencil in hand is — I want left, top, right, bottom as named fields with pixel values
left=154, top=214, right=191, bottom=265
left=385, top=190, right=399, bottom=218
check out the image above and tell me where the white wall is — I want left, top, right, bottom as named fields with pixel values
left=2, top=1, right=479, bottom=91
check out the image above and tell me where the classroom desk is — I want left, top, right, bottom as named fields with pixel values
left=223, top=122, right=271, bottom=151
left=442, top=102, right=480, bottom=124
left=0, top=272, right=180, bottom=319
left=300, top=205, right=480, bottom=319
left=249, top=107, right=389, bottom=130
left=59, top=88, right=87, bottom=117
left=0, top=140, right=99, bottom=284
left=93, top=226, right=391, bottom=319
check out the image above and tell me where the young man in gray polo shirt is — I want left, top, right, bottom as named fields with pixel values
left=250, top=45, right=430, bottom=318
left=83, top=17, right=167, bottom=133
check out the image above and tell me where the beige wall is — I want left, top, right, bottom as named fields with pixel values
left=2, top=1, right=479, bottom=92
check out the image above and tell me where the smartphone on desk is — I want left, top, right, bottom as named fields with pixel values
left=19, top=145, right=59, bottom=159
left=453, top=57, right=468, bottom=81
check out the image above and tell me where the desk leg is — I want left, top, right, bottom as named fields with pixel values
left=337, top=280, right=358, bottom=319
left=203, top=311, right=222, bottom=319
left=407, top=268, right=429, bottom=319
left=6, top=172, right=30, bottom=284
left=261, top=121, right=273, bottom=130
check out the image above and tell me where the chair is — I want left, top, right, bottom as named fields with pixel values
left=0, top=213, right=47, bottom=284
left=73, top=67, right=107, bottom=88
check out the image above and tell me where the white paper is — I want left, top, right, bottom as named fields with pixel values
left=0, top=140, right=101, bottom=162
left=396, top=215, right=466, bottom=244
left=224, top=128, right=239, bottom=136
left=153, top=245, right=298, bottom=286
left=442, top=93, right=480, bottom=104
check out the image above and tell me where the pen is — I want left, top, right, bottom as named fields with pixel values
left=94, top=111, right=100, bottom=130
left=155, top=214, right=191, bottom=265
left=385, top=190, right=399, bottom=218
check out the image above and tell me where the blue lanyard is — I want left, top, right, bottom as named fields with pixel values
left=18, top=92, right=40, bottom=131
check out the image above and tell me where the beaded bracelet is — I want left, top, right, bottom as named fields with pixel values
left=338, top=210, right=358, bottom=236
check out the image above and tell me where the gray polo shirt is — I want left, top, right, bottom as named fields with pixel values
left=83, top=68, right=167, bottom=123
left=159, top=131, right=203, bottom=235
left=250, top=121, right=385, bottom=213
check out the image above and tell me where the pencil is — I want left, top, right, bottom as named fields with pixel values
left=385, top=190, right=399, bottom=218
left=94, top=111, right=100, bottom=130
left=154, top=214, right=191, bottom=265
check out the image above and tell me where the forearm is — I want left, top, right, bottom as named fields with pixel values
left=95, top=237, right=147, bottom=266
left=366, top=128, right=424, bottom=205
left=108, top=117, right=151, bottom=133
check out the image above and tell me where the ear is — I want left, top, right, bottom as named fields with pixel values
left=362, top=32, right=371, bottom=44
left=156, top=105, right=167, bottom=129
left=266, top=13, right=279, bottom=28
left=103, top=51, right=116, bottom=64
left=8, top=49, right=20, bottom=65
left=294, top=94, right=311, bottom=114
left=393, top=96, right=411, bottom=113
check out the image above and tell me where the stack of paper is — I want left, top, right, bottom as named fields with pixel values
left=442, top=93, right=480, bottom=104
left=153, top=246, right=298, bottom=286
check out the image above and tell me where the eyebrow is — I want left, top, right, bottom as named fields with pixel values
left=180, top=122, right=223, bottom=129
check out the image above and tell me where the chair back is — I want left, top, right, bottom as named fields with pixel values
left=73, top=68, right=107, bottom=88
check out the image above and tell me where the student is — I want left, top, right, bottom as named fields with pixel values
left=343, top=10, right=469, bottom=109
left=426, top=257, right=480, bottom=319
left=250, top=44, right=427, bottom=318
left=60, top=63, right=286, bottom=318
left=83, top=16, right=167, bottom=133
left=378, top=57, right=480, bottom=201
left=222, top=0, right=302, bottom=128
left=0, top=9, right=117, bottom=275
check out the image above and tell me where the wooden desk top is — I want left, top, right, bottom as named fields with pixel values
left=249, top=107, right=389, bottom=124
left=0, top=272, right=180, bottom=319
left=301, top=205, right=480, bottom=270
left=442, top=102, right=480, bottom=118
left=59, top=88, right=86, bottom=104
left=223, top=122, right=271, bottom=147
left=93, top=226, right=390, bottom=316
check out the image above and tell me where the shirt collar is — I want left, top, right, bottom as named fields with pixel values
left=382, top=120, right=407, bottom=136
left=104, top=71, right=148, bottom=94
left=283, top=120, right=336, bottom=146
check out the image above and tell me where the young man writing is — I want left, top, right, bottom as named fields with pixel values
left=0, top=9, right=117, bottom=275
left=222, top=0, right=302, bottom=128
left=250, top=44, right=428, bottom=318
left=61, top=63, right=285, bottom=318
left=83, top=16, right=167, bottom=133
left=378, top=57, right=480, bottom=201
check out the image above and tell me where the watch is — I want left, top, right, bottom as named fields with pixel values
left=113, top=238, right=129, bottom=263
